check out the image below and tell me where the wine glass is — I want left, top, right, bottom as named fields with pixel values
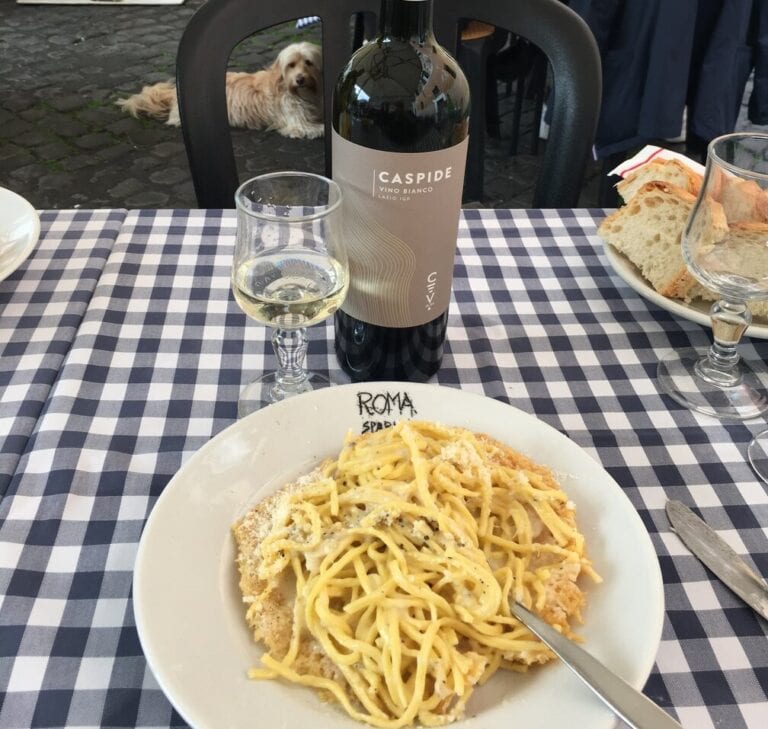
left=232, top=172, right=347, bottom=417
left=657, top=132, right=768, bottom=421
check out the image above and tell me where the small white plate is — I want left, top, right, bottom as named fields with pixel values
left=134, top=383, right=664, bottom=729
left=602, top=241, right=768, bottom=339
left=0, top=187, right=39, bottom=283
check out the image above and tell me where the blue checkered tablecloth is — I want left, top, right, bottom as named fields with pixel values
left=0, top=210, right=124, bottom=498
left=0, top=208, right=766, bottom=729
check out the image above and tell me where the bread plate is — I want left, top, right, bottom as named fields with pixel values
left=0, top=186, right=40, bottom=283
left=603, top=240, right=768, bottom=339
left=134, top=382, right=664, bottom=729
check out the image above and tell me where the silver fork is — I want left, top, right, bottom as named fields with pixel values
left=511, top=602, right=683, bottom=729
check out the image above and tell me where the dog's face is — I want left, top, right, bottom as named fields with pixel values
left=276, top=42, right=322, bottom=97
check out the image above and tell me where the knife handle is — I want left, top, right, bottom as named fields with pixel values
left=512, top=603, right=683, bottom=729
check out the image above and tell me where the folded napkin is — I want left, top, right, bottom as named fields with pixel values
left=609, top=145, right=706, bottom=178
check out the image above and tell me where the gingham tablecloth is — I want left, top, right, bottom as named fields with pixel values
left=0, top=210, right=124, bottom=498
left=0, top=208, right=766, bottom=729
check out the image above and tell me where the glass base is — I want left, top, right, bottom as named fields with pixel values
left=238, top=371, right=337, bottom=418
left=657, top=348, right=768, bottom=420
left=747, top=429, right=768, bottom=483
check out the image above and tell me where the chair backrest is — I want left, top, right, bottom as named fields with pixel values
left=177, top=0, right=378, bottom=208
left=176, top=0, right=600, bottom=208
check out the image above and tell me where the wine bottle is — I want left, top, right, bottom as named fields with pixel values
left=332, top=0, right=470, bottom=382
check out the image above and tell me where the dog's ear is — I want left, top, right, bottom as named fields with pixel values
left=274, top=62, right=288, bottom=91
left=269, top=54, right=287, bottom=91
left=274, top=43, right=300, bottom=72
left=307, top=44, right=323, bottom=71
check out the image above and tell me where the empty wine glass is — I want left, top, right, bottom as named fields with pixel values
left=658, top=132, right=768, bottom=421
left=232, top=172, right=348, bottom=417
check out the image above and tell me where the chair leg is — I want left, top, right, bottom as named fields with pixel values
left=352, top=13, right=365, bottom=49
left=486, top=54, right=501, bottom=138
left=458, top=39, right=486, bottom=201
left=352, top=12, right=377, bottom=49
left=529, top=54, right=548, bottom=156
left=530, top=91, right=543, bottom=156
left=510, top=73, right=525, bottom=156
left=458, top=28, right=507, bottom=201
left=598, top=153, right=624, bottom=207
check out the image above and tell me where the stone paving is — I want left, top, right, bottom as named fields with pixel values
left=1, top=0, right=606, bottom=210
left=1, top=0, right=323, bottom=208
left=5, top=1, right=761, bottom=211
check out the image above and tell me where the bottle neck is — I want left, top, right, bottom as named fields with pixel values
left=379, top=0, right=433, bottom=41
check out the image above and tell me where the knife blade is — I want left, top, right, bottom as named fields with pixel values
left=666, top=500, right=768, bottom=621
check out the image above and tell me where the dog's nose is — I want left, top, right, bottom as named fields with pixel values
left=295, top=74, right=306, bottom=86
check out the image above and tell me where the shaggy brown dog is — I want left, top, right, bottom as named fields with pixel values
left=116, top=42, right=323, bottom=139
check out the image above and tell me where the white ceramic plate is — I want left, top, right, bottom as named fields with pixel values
left=603, top=240, right=768, bottom=339
left=134, top=383, right=664, bottom=729
left=0, top=187, right=39, bottom=283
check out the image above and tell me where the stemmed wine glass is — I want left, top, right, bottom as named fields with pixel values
left=657, top=132, right=768, bottom=428
left=232, top=172, right=348, bottom=417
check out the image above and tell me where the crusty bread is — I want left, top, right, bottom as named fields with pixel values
left=603, top=159, right=768, bottom=323
left=599, top=181, right=705, bottom=298
left=718, top=178, right=768, bottom=223
left=616, top=158, right=702, bottom=203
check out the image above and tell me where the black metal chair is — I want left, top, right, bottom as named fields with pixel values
left=176, top=0, right=600, bottom=208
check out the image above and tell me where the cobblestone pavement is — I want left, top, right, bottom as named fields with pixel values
left=0, top=0, right=610, bottom=210
left=1, top=0, right=322, bottom=208
left=11, top=2, right=765, bottom=210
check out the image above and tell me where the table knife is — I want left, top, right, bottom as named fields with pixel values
left=511, top=602, right=683, bottom=729
left=666, top=500, right=768, bottom=621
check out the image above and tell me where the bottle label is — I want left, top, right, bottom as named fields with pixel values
left=332, top=130, right=468, bottom=328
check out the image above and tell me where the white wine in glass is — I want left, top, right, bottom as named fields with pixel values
left=232, top=250, right=348, bottom=329
left=232, top=172, right=347, bottom=417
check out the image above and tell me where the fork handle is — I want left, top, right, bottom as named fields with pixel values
left=512, top=603, right=683, bottom=729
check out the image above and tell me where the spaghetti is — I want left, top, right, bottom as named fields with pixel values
left=233, top=421, right=600, bottom=727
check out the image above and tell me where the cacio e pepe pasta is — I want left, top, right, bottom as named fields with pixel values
left=232, top=421, right=601, bottom=727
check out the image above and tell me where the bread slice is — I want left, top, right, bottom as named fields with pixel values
left=603, top=169, right=768, bottom=321
left=718, top=178, right=768, bottom=223
left=616, top=158, right=702, bottom=203
left=599, top=181, right=704, bottom=298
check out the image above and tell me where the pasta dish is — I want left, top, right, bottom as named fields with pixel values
left=232, top=421, right=600, bottom=727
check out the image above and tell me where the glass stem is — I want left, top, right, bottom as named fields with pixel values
left=272, top=327, right=309, bottom=396
left=695, top=299, right=750, bottom=388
